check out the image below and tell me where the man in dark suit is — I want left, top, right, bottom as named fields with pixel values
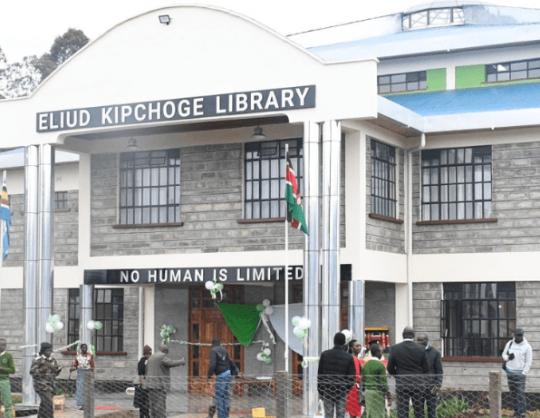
left=387, top=326, right=429, bottom=418
left=146, top=344, right=185, bottom=418
left=417, top=333, right=443, bottom=418
left=317, top=332, right=356, bottom=418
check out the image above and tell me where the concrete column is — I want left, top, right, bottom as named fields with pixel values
left=321, top=120, right=341, bottom=351
left=37, top=144, right=54, bottom=344
left=22, top=145, right=39, bottom=405
left=144, top=286, right=155, bottom=349
left=349, top=280, right=365, bottom=346
left=489, top=371, right=502, bottom=418
left=79, top=284, right=94, bottom=346
left=302, top=121, right=320, bottom=416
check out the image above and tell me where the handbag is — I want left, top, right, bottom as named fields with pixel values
left=502, top=341, right=512, bottom=371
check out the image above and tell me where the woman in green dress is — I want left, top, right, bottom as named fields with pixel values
left=361, top=344, right=392, bottom=418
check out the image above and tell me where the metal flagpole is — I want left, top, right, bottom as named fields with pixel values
left=0, top=171, right=6, bottom=315
left=284, top=144, right=289, bottom=373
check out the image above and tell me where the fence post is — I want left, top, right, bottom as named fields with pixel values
left=83, top=371, right=95, bottom=418
left=489, top=370, right=502, bottom=418
left=276, top=371, right=290, bottom=418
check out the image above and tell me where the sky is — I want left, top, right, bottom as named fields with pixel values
left=1, top=0, right=540, bottom=63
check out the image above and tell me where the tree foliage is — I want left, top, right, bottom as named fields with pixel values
left=0, top=28, right=89, bottom=98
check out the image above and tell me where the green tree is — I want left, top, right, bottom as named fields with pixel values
left=35, top=28, right=89, bottom=80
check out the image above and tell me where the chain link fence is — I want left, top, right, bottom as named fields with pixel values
left=34, top=371, right=540, bottom=417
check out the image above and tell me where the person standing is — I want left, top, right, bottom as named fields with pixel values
left=317, top=332, right=356, bottom=418
left=502, top=329, right=533, bottom=418
left=346, top=340, right=365, bottom=418
left=70, top=343, right=95, bottom=411
left=146, top=344, right=185, bottom=418
left=416, top=334, right=443, bottom=418
left=30, top=343, right=63, bottom=418
left=207, top=338, right=237, bottom=418
left=0, top=339, right=15, bottom=418
left=134, top=345, right=152, bottom=418
left=362, top=344, right=392, bottom=418
left=387, top=327, right=429, bottom=418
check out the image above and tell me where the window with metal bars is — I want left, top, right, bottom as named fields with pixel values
left=378, top=71, right=427, bottom=94
left=68, top=288, right=124, bottom=352
left=119, top=149, right=180, bottom=225
left=54, top=191, right=68, bottom=209
left=486, top=58, right=540, bottom=83
left=370, top=139, right=397, bottom=218
left=421, top=146, right=492, bottom=221
left=441, top=282, right=515, bottom=357
left=244, top=139, right=303, bottom=219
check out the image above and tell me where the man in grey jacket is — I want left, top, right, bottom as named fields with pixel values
left=502, top=329, right=533, bottom=418
left=146, top=344, right=185, bottom=418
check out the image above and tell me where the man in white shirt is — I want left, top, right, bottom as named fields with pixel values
left=502, top=329, right=533, bottom=418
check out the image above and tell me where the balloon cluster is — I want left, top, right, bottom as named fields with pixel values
left=87, top=320, right=103, bottom=330
left=159, top=324, right=176, bottom=343
left=205, top=280, right=224, bottom=300
left=292, top=316, right=311, bottom=340
left=256, top=299, right=273, bottom=317
left=341, top=329, right=353, bottom=344
left=256, top=344, right=272, bottom=365
left=46, top=315, right=64, bottom=334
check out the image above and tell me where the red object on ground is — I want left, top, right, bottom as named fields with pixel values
left=94, top=406, right=121, bottom=410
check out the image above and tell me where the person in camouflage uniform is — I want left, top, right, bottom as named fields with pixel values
left=30, top=343, right=63, bottom=418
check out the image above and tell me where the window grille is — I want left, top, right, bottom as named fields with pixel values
left=378, top=71, right=427, bottom=94
left=370, top=139, right=397, bottom=218
left=441, top=282, right=515, bottom=357
left=119, top=149, right=180, bottom=225
left=421, top=146, right=492, bottom=221
left=244, top=138, right=303, bottom=219
left=486, top=58, right=540, bottom=82
left=54, top=191, right=68, bottom=209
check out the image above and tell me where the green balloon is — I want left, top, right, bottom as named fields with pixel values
left=256, top=304, right=264, bottom=311
left=167, top=325, right=175, bottom=333
left=295, top=328, right=307, bottom=339
left=94, top=321, right=103, bottom=330
left=292, top=316, right=301, bottom=327
left=215, top=283, right=224, bottom=291
left=264, top=358, right=272, bottom=365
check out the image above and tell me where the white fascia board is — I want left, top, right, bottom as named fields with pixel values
left=424, top=108, right=540, bottom=133
left=377, top=96, right=425, bottom=133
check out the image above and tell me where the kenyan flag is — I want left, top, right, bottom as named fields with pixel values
left=285, top=155, right=308, bottom=235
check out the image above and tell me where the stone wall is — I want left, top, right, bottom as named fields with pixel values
left=413, top=141, right=540, bottom=253
left=365, top=139, right=405, bottom=253
left=91, top=142, right=346, bottom=257
left=4, top=191, right=79, bottom=268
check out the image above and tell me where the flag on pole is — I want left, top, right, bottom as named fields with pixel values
left=285, top=155, right=308, bottom=235
left=1, top=172, right=10, bottom=260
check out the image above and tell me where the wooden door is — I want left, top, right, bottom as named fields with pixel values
left=189, top=285, right=244, bottom=393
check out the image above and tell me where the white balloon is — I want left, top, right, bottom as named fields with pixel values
left=299, top=318, right=311, bottom=329
left=87, top=320, right=95, bottom=330
left=55, top=321, right=64, bottom=331
left=263, top=348, right=271, bottom=356
left=264, top=306, right=274, bottom=316
left=46, top=323, right=55, bottom=334
left=341, top=329, right=352, bottom=340
left=205, top=281, right=214, bottom=290
left=262, top=299, right=271, bottom=307
left=256, top=353, right=264, bottom=361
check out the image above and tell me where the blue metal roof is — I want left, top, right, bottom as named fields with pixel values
left=309, top=23, right=540, bottom=61
left=385, top=83, right=540, bottom=116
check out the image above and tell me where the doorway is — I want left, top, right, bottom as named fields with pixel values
left=188, top=285, right=244, bottom=393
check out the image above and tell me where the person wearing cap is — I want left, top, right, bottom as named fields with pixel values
left=30, top=343, right=63, bottom=418
left=317, top=332, right=357, bottom=418
left=387, top=326, right=429, bottom=418
left=502, top=329, right=533, bottom=418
